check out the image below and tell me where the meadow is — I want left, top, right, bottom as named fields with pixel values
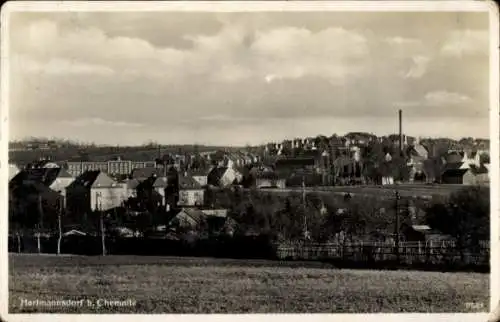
left=9, top=254, right=489, bottom=313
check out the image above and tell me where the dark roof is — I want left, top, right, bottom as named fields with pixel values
left=126, top=179, right=140, bottom=189
left=441, top=168, right=468, bottom=177
left=172, top=208, right=205, bottom=225
left=179, top=175, right=203, bottom=190
left=153, top=176, right=169, bottom=188
left=207, top=167, right=228, bottom=185
left=445, top=153, right=463, bottom=164
left=275, top=157, right=316, bottom=168
left=442, top=162, right=464, bottom=172
left=10, top=179, right=60, bottom=197
left=10, top=168, right=68, bottom=187
left=69, top=170, right=117, bottom=189
left=130, top=167, right=164, bottom=179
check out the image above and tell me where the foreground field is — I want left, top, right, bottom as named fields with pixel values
left=9, top=254, right=489, bottom=313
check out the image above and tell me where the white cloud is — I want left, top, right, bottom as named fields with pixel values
left=251, top=27, right=369, bottom=81
left=395, top=91, right=472, bottom=108
left=16, top=56, right=115, bottom=76
left=424, top=91, right=471, bottom=106
left=385, top=36, right=422, bottom=47
left=62, top=118, right=144, bottom=128
left=441, top=30, right=489, bottom=57
left=8, top=13, right=489, bottom=145
left=14, top=21, right=372, bottom=84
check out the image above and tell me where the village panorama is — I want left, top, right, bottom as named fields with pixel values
left=5, top=6, right=492, bottom=315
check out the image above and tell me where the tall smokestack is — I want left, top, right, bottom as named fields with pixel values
left=399, top=109, right=403, bottom=152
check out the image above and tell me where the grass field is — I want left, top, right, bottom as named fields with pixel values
left=9, top=254, right=489, bottom=313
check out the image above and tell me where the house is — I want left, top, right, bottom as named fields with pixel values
left=130, top=176, right=166, bottom=212
left=332, top=154, right=364, bottom=185
left=207, top=166, right=243, bottom=188
left=406, top=140, right=429, bottom=182
left=440, top=162, right=489, bottom=185
left=445, top=151, right=465, bottom=164
left=10, top=167, right=75, bottom=196
left=66, top=170, right=127, bottom=214
left=422, top=157, right=445, bottom=184
left=247, top=167, right=286, bottom=189
left=9, top=169, right=63, bottom=225
left=379, top=161, right=395, bottom=185
left=274, top=157, right=322, bottom=187
left=275, top=157, right=317, bottom=172
left=178, top=175, right=205, bottom=207
left=188, top=169, right=209, bottom=187
left=170, top=208, right=205, bottom=230
left=123, top=178, right=140, bottom=198
left=153, top=176, right=169, bottom=206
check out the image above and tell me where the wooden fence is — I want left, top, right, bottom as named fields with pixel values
left=275, top=241, right=490, bottom=267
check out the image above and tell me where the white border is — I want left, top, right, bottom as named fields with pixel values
left=0, top=1, right=498, bottom=322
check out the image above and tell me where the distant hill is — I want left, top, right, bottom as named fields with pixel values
left=8, top=144, right=247, bottom=166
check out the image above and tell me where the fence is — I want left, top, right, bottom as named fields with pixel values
left=275, top=240, right=490, bottom=269
left=8, top=235, right=489, bottom=271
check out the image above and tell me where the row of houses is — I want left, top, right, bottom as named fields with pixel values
left=9, top=164, right=236, bottom=233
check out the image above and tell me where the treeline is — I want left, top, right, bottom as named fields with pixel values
left=206, top=186, right=490, bottom=248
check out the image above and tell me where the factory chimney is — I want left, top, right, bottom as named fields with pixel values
left=399, top=109, right=403, bottom=152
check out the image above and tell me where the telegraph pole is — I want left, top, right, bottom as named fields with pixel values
left=302, top=176, right=309, bottom=241
left=395, top=109, right=403, bottom=263
left=57, top=191, right=63, bottom=255
left=97, top=192, right=106, bottom=256
left=395, top=191, right=401, bottom=263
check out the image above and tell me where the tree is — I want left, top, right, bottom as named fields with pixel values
left=426, top=186, right=489, bottom=259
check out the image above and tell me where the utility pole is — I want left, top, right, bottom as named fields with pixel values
left=395, top=190, right=401, bottom=264
left=395, top=109, right=402, bottom=263
left=97, top=192, right=106, bottom=256
left=302, top=176, right=309, bottom=241
left=57, top=191, right=63, bottom=255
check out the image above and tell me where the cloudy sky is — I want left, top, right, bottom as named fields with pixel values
left=8, top=11, right=490, bottom=146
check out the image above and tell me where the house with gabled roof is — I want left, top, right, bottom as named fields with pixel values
left=178, top=175, right=205, bottom=207
left=10, top=167, right=75, bottom=197
left=66, top=170, right=127, bottom=214
left=124, top=178, right=140, bottom=198
left=9, top=168, right=66, bottom=224
left=440, top=162, right=489, bottom=185
left=188, top=168, right=209, bottom=187
left=169, top=208, right=209, bottom=231
left=153, top=176, right=169, bottom=206
left=207, top=166, right=243, bottom=188
left=406, top=141, right=430, bottom=182
left=244, top=165, right=286, bottom=189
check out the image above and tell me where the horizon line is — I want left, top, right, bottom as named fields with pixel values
left=8, top=133, right=491, bottom=149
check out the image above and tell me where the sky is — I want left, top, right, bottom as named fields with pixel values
left=7, top=11, right=491, bottom=146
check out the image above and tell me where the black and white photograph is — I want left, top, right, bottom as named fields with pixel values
left=1, top=1, right=498, bottom=318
